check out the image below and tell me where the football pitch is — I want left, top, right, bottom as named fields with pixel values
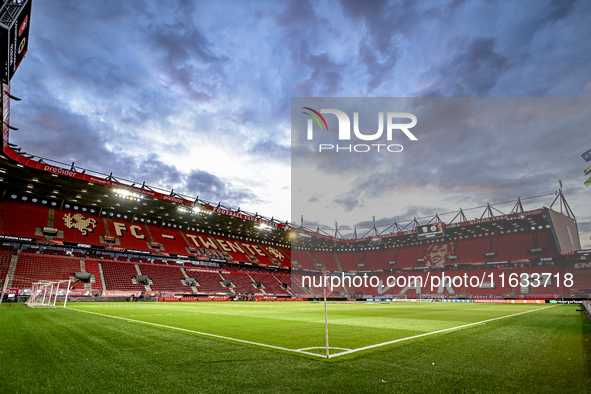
left=1, top=301, right=590, bottom=392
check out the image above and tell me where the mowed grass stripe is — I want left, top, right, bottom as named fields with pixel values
left=2, top=303, right=589, bottom=392
left=329, top=304, right=555, bottom=358
left=68, top=302, right=551, bottom=357
left=69, top=307, right=326, bottom=358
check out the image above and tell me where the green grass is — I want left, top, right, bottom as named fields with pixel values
left=1, top=301, right=589, bottom=393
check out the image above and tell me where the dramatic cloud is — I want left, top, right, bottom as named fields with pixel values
left=184, top=170, right=262, bottom=207
left=6, top=0, right=591, bottom=247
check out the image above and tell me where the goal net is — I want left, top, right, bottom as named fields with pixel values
left=26, top=280, right=71, bottom=308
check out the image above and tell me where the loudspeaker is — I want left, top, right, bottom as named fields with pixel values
left=75, top=271, right=91, bottom=282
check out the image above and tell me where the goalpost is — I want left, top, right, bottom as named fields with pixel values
left=26, top=280, right=71, bottom=308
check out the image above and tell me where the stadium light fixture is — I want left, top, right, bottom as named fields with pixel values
left=113, top=188, right=144, bottom=201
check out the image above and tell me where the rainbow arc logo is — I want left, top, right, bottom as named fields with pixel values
left=302, top=107, right=328, bottom=132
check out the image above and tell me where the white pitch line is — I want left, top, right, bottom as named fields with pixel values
left=297, top=347, right=351, bottom=351
left=328, top=305, right=555, bottom=358
left=68, top=307, right=326, bottom=358
left=68, top=304, right=555, bottom=360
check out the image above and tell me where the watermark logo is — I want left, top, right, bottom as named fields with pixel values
left=302, top=107, right=329, bottom=133
left=303, top=107, right=417, bottom=153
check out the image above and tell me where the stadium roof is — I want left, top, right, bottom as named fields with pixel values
left=0, top=149, right=291, bottom=247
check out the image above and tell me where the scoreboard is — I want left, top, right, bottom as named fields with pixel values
left=416, top=222, right=445, bottom=240
left=0, top=0, right=31, bottom=82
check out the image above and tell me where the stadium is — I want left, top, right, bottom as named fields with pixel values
left=1, top=1, right=591, bottom=392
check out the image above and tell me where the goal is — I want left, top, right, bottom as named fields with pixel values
left=26, top=280, right=71, bottom=308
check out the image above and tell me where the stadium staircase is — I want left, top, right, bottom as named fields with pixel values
left=78, top=259, right=93, bottom=290
left=134, top=264, right=152, bottom=291
left=221, top=270, right=259, bottom=294
left=249, top=272, right=289, bottom=296
left=274, top=272, right=297, bottom=295
left=1, top=253, right=19, bottom=289
left=179, top=267, right=199, bottom=294
left=184, top=269, right=229, bottom=294
left=96, top=261, right=107, bottom=291
left=139, top=263, right=192, bottom=293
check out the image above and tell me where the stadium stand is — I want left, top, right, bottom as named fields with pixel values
left=249, top=271, right=289, bottom=296
left=139, top=263, right=193, bottom=293
left=0, top=200, right=49, bottom=239
left=184, top=269, right=228, bottom=294
left=100, top=260, right=146, bottom=291
left=11, top=253, right=81, bottom=289
left=149, top=226, right=192, bottom=255
left=221, top=269, right=259, bottom=294
left=1, top=195, right=590, bottom=300
left=455, top=236, right=491, bottom=263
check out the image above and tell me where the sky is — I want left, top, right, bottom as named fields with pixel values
left=7, top=0, right=591, bottom=247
